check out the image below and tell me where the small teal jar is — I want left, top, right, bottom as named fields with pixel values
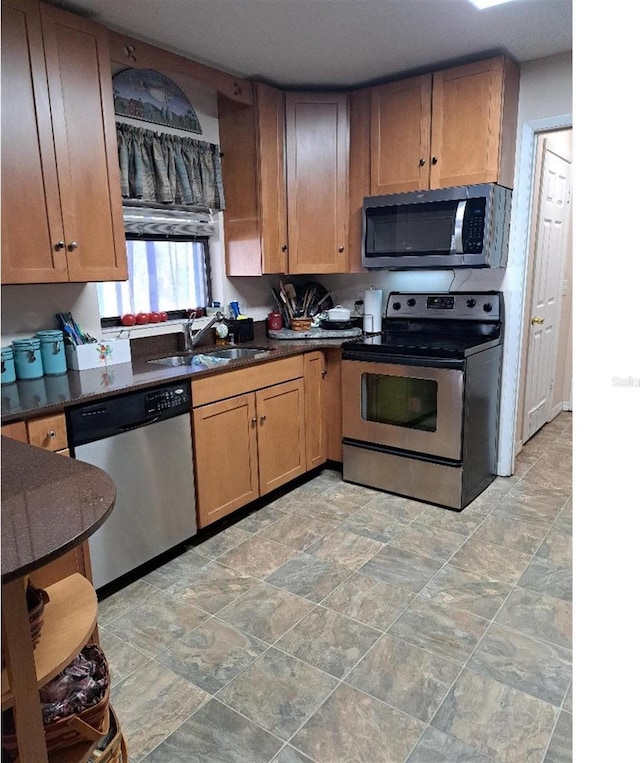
left=12, top=338, right=44, bottom=380
left=1, top=346, right=16, bottom=385
left=35, top=330, right=67, bottom=376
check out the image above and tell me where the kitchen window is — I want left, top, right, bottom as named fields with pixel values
left=97, top=237, right=211, bottom=322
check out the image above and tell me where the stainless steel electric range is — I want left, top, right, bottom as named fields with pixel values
left=341, top=291, right=504, bottom=511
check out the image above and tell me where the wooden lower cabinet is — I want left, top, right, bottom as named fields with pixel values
left=193, top=377, right=306, bottom=529
left=256, top=379, right=306, bottom=494
left=324, top=349, right=343, bottom=462
left=192, top=393, right=260, bottom=528
left=304, top=351, right=326, bottom=470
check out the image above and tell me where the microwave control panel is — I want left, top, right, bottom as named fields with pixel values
left=461, top=198, right=486, bottom=253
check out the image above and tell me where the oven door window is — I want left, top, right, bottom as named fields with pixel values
left=362, top=373, right=438, bottom=432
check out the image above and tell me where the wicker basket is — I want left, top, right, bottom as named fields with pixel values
left=2, top=645, right=110, bottom=758
left=90, top=706, right=128, bottom=763
left=289, top=317, right=312, bottom=332
left=26, top=580, right=49, bottom=648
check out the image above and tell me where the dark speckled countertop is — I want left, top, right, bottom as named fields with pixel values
left=1, top=323, right=360, bottom=424
left=1, top=438, right=116, bottom=582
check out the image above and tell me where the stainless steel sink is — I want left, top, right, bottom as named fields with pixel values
left=207, top=347, right=272, bottom=359
left=147, top=347, right=273, bottom=367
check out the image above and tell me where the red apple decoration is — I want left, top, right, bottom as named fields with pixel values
left=160, top=312, right=168, bottom=322
left=149, top=312, right=161, bottom=323
left=121, top=313, right=136, bottom=326
left=135, top=312, right=150, bottom=325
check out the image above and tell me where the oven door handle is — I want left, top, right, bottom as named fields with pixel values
left=341, top=350, right=464, bottom=370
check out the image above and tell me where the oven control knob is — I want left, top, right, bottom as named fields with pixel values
left=483, top=302, right=493, bottom=312
left=407, top=298, right=416, bottom=307
left=392, top=302, right=401, bottom=310
left=466, top=298, right=476, bottom=308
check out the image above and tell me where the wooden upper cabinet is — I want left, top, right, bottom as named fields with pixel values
left=430, top=56, right=520, bottom=190
left=1, top=0, right=67, bottom=283
left=219, top=83, right=287, bottom=276
left=256, top=84, right=288, bottom=274
left=370, top=75, right=432, bottom=195
left=348, top=88, right=370, bottom=273
left=369, top=56, right=519, bottom=195
left=1, top=0, right=127, bottom=285
left=285, top=92, right=349, bottom=274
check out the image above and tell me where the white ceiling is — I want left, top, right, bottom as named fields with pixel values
left=53, top=0, right=572, bottom=88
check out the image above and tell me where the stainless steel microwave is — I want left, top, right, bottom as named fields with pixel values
left=362, top=183, right=512, bottom=269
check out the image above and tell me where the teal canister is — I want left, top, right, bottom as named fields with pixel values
left=12, top=337, right=44, bottom=380
left=35, top=330, right=67, bottom=376
left=1, top=346, right=16, bottom=385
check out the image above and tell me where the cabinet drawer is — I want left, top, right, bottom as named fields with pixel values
left=1, top=421, right=28, bottom=442
left=192, top=355, right=304, bottom=407
left=27, top=413, right=68, bottom=451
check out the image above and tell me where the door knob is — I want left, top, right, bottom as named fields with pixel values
left=54, top=241, right=65, bottom=251
left=419, top=158, right=426, bottom=167
left=531, top=316, right=545, bottom=325
left=67, top=241, right=78, bottom=251
left=259, top=415, right=267, bottom=424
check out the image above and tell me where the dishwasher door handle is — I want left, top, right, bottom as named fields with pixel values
left=116, top=416, right=161, bottom=434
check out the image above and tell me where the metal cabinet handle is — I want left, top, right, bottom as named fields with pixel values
left=321, top=370, right=327, bottom=378
left=251, top=417, right=257, bottom=427
left=54, top=241, right=65, bottom=251
left=419, top=158, right=426, bottom=167
left=47, top=430, right=56, bottom=438
left=67, top=241, right=78, bottom=251
left=259, top=415, right=267, bottom=424
left=338, top=246, right=345, bottom=253
left=281, top=244, right=288, bottom=252
left=431, top=156, right=438, bottom=165
left=531, top=316, right=545, bottom=325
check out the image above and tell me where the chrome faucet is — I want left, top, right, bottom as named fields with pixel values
left=182, top=312, right=224, bottom=352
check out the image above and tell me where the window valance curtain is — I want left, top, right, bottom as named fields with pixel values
left=116, top=123, right=225, bottom=210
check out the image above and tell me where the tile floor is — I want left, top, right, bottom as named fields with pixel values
left=98, top=412, right=572, bottom=763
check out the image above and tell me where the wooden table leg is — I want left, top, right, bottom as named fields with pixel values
left=1, top=577, right=48, bottom=762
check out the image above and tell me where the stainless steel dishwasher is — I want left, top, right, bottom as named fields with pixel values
left=67, top=381, right=197, bottom=590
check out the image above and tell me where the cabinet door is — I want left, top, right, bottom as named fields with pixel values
left=304, top=352, right=326, bottom=470
left=370, top=75, right=432, bottom=195
left=40, top=3, right=127, bottom=282
left=193, top=395, right=260, bottom=528
left=1, top=0, right=68, bottom=284
left=219, top=96, right=262, bottom=276
left=219, top=83, right=287, bottom=276
left=256, top=379, right=305, bottom=494
left=286, top=92, right=349, bottom=274
left=348, top=88, right=370, bottom=273
left=324, top=349, right=343, bottom=462
left=256, top=83, right=288, bottom=274
left=430, top=57, right=519, bottom=189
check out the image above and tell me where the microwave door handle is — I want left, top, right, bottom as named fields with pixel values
left=453, top=200, right=467, bottom=254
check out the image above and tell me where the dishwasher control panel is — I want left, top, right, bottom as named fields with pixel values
left=67, top=381, right=192, bottom=448
left=145, top=385, right=189, bottom=416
